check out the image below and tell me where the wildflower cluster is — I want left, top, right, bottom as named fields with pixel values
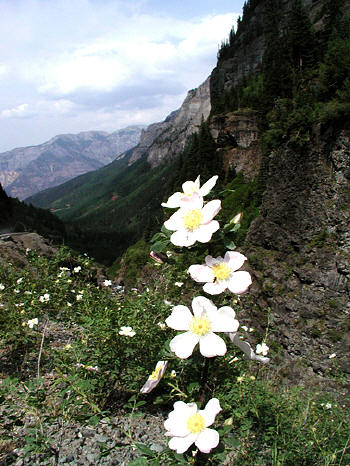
left=141, top=175, right=270, bottom=456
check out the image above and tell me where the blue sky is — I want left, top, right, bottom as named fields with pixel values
left=0, top=0, right=245, bottom=152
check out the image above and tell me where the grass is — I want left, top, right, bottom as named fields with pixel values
left=0, top=246, right=349, bottom=465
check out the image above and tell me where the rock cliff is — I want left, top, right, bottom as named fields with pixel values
left=210, top=109, right=261, bottom=179
left=207, top=0, right=350, bottom=381
left=242, top=126, right=350, bottom=378
left=128, top=77, right=211, bottom=167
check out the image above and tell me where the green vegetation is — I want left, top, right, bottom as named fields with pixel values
left=1, top=245, right=349, bottom=464
left=213, top=0, right=350, bottom=151
left=0, top=183, right=65, bottom=242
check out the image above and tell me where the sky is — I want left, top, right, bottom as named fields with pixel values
left=0, top=0, right=245, bottom=152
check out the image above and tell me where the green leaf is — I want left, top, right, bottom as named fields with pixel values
left=161, top=225, right=172, bottom=236
left=229, top=223, right=241, bottom=233
left=150, top=232, right=165, bottom=243
left=128, top=458, right=149, bottom=466
left=224, top=240, right=236, bottom=250
left=135, top=443, right=155, bottom=457
left=151, top=241, right=169, bottom=253
left=187, top=382, right=200, bottom=393
left=224, top=435, right=241, bottom=448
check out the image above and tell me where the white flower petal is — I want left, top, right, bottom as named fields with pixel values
left=192, top=296, right=216, bottom=317
left=224, top=251, right=247, bottom=271
left=195, top=221, right=220, bottom=243
left=195, top=428, right=220, bottom=453
left=227, top=333, right=270, bottom=363
left=210, top=306, right=239, bottom=332
left=201, top=199, right=221, bottom=223
left=165, top=306, right=193, bottom=331
left=200, top=398, right=222, bottom=427
left=199, top=332, right=226, bottom=357
left=199, top=175, right=218, bottom=196
left=170, top=230, right=196, bottom=247
left=182, top=180, right=197, bottom=194
left=203, top=281, right=227, bottom=295
left=165, top=404, right=194, bottom=437
left=164, top=209, right=184, bottom=231
left=205, top=255, right=220, bottom=267
left=227, top=271, right=252, bottom=294
left=168, top=433, right=197, bottom=454
left=162, top=192, right=183, bottom=208
left=188, top=265, right=214, bottom=283
left=169, top=332, right=199, bottom=359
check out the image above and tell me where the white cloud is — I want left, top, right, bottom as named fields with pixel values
left=1, top=104, right=31, bottom=119
left=32, top=13, right=236, bottom=96
left=0, top=63, right=8, bottom=77
left=0, top=0, right=241, bottom=151
left=1, top=100, right=77, bottom=119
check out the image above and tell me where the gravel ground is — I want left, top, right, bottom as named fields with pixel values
left=8, top=412, right=167, bottom=465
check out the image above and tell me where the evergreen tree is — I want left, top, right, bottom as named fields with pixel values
left=287, top=0, right=317, bottom=71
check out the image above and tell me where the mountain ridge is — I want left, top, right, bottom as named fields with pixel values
left=0, top=126, right=144, bottom=200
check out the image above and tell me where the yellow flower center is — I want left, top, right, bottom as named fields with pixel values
left=212, top=262, right=231, bottom=280
left=186, top=413, right=205, bottom=433
left=149, top=366, right=161, bottom=380
left=190, top=316, right=211, bottom=336
left=183, top=209, right=203, bottom=231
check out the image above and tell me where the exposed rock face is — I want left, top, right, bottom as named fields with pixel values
left=0, top=127, right=143, bottom=200
left=128, top=77, right=211, bottom=167
left=210, top=0, right=324, bottom=96
left=244, top=128, right=350, bottom=376
left=128, top=119, right=176, bottom=165
left=210, top=110, right=261, bottom=179
left=0, top=233, right=57, bottom=270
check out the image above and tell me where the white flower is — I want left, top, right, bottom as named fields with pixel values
left=0, top=284, right=4, bottom=291
left=325, top=403, right=332, bottom=410
left=162, top=175, right=218, bottom=209
left=24, top=291, right=32, bottom=295
left=103, top=280, right=112, bottom=287
left=241, top=326, right=248, bottom=331
left=119, top=326, right=136, bottom=337
left=256, top=342, right=269, bottom=356
left=164, top=398, right=222, bottom=454
left=73, top=266, right=81, bottom=273
left=27, top=318, right=38, bottom=328
left=174, top=282, right=184, bottom=287
left=85, top=365, right=99, bottom=372
left=157, top=322, right=166, bottom=330
left=164, top=299, right=173, bottom=306
left=164, top=197, right=221, bottom=247
left=76, top=294, right=83, bottom=301
left=67, top=302, right=72, bottom=307
left=165, top=296, right=239, bottom=359
left=170, top=370, right=177, bottom=378
left=188, top=251, right=252, bottom=295
left=14, top=289, right=20, bottom=294
left=39, top=293, right=50, bottom=303
left=328, top=353, right=336, bottom=359
left=16, top=277, right=23, bottom=284
left=229, top=356, right=239, bottom=364
left=140, top=360, right=168, bottom=394
left=232, top=212, right=242, bottom=224
left=226, top=333, right=270, bottom=364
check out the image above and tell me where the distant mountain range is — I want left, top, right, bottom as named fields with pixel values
left=0, top=126, right=144, bottom=200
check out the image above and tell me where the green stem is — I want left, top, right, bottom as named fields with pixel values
left=199, top=358, right=210, bottom=408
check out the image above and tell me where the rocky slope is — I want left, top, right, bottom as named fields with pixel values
left=206, top=0, right=350, bottom=379
left=129, top=77, right=211, bottom=167
left=0, top=127, right=143, bottom=200
left=243, top=127, right=350, bottom=376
